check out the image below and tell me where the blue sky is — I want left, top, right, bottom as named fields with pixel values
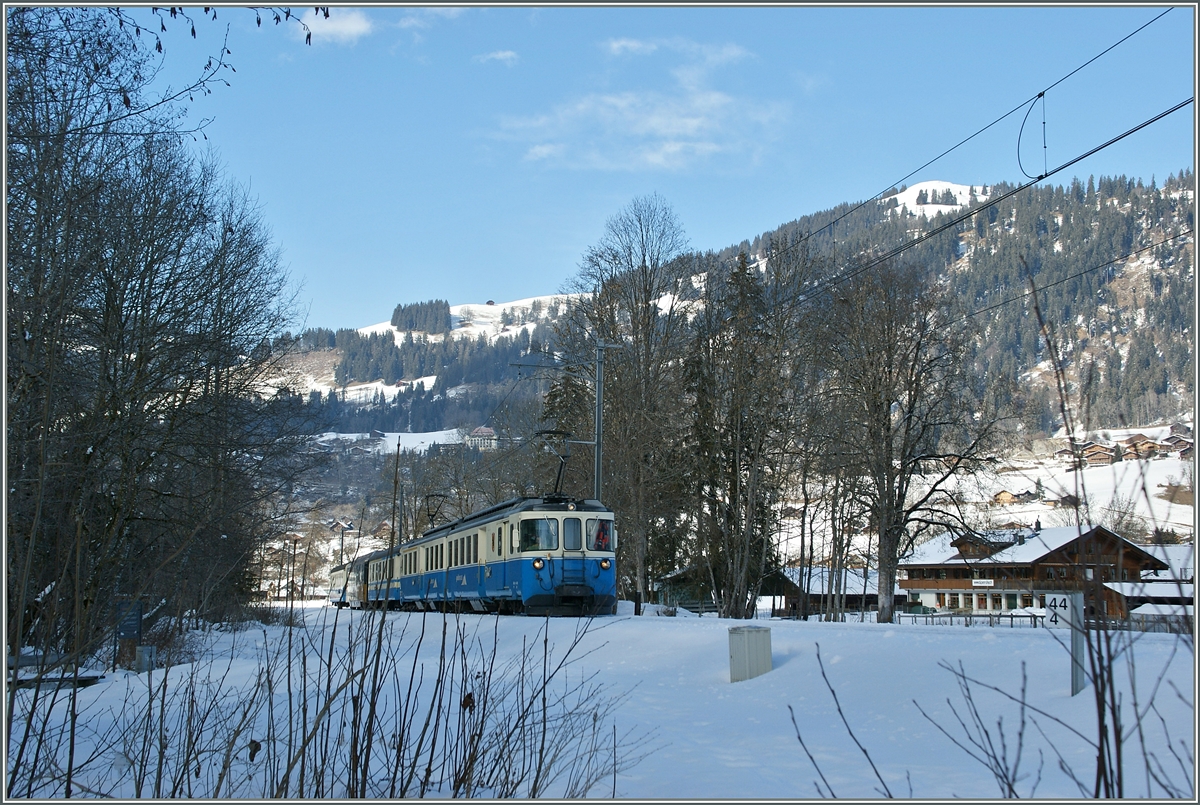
left=134, top=6, right=1195, bottom=331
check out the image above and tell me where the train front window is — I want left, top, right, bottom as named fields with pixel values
left=587, top=519, right=612, bottom=551
left=520, top=518, right=558, bottom=551
left=563, top=518, right=581, bottom=551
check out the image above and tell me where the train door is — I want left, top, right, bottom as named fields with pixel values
left=562, top=516, right=586, bottom=588
left=485, top=522, right=506, bottom=597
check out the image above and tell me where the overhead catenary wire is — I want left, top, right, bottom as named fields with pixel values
left=759, top=7, right=1174, bottom=265
left=950, top=229, right=1194, bottom=327
left=399, top=11, right=1189, bottom=505
left=428, top=94, right=1194, bottom=493
left=792, top=96, right=1194, bottom=305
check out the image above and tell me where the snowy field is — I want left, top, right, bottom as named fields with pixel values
left=974, top=455, right=1193, bottom=535
left=13, top=601, right=1192, bottom=799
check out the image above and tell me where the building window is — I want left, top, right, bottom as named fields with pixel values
left=1006, top=593, right=1018, bottom=610
left=977, top=594, right=988, bottom=610
left=1038, top=594, right=1046, bottom=608
left=1021, top=594, right=1034, bottom=608
left=948, top=594, right=960, bottom=609
left=992, top=594, right=1002, bottom=610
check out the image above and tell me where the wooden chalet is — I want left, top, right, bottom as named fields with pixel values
left=1047, top=493, right=1081, bottom=509
left=774, top=565, right=905, bottom=618
left=1082, top=442, right=1120, bottom=466
left=654, top=565, right=802, bottom=614
left=899, top=524, right=1168, bottom=619
left=1121, top=438, right=1160, bottom=459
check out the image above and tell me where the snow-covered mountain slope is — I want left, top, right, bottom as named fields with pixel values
left=881, top=179, right=990, bottom=218
left=358, top=294, right=578, bottom=348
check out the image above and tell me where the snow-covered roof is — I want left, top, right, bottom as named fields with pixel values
left=1129, top=603, right=1193, bottom=618
left=901, top=524, right=1159, bottom=566
left=1103, top=581, right=1194, bottom=600
left=1140, top=543, right=1195, bottom=582
left=781, top=566, right=902, bottom=596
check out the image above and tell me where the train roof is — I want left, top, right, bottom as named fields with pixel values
left=423, top=495, right=611, bottom=537
left=356, top=495, right=613, bottom=563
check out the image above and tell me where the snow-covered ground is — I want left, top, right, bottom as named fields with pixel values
left=977, top=455, right=1193, bottom=535
left=881, top=179, right=989, bottom=219
left=313, top=428, right=463, bottom=453
left=358, top=294, right=577, bottom=349
left=16, top=602, right=1192, bottom=799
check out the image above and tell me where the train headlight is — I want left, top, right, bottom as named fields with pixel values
left=599, top=558, right=611, bottom=570
left=532, top=557, right=545, bottom=571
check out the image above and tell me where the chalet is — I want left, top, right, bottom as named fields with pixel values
left=1121, top=438, right=1159, bottom=460
left=1082, top=442, right=1120, bottom=466
left=1119, top=432, right=1153, bottom=449
left=991, top=490, right=1020, bottom=505
left=899, top=524, right=1168, bottom=619
left=1047, top=493, right=1082, bottom=509
left=776, top=565, right=905, bottom=618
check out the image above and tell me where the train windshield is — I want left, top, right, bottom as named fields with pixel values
left=520, top=518, right=558, bottom=551
left=563, top=518, right=582, bottom=551
left=587, top=519, right=612, bottom=551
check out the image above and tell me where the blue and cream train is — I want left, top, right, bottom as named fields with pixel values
left=327, top=495, right=617, bottom=616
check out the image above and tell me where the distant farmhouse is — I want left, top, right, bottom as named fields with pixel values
left=1052, top=423, right=1193, bottom=466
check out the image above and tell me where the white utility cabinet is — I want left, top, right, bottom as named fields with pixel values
left=728, top=625, right=771, bottom=682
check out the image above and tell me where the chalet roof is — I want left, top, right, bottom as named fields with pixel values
left=1141, top=543, right=1195, bottom=582
left=1103, top=581, right=1194, bottom=600
left=781, top=566, right=902, bottom=596
left=902, top=524, right=1166, bottom=569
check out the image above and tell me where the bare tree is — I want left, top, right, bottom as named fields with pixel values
left=5, top=5, right=314, bottom=722
left=815, top=259, right=1008, bottom=623
left=554, top=194, right=693, bottom=610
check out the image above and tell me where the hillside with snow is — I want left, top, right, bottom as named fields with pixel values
left=879, top=179, right=990, bottom=218
left=358, top=294, right=577, bottom=348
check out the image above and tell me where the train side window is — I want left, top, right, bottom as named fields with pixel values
left=563, top=518, right=582, bottom=551
left=520, top=518, right=558, bottom=551
left=510, top=524, right=518, bottom=554
left=587, top=519, right=612, bottom=551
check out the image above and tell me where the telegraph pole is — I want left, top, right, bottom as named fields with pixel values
left=512, top=341, right=618, bottom=502
left=593, top=343, right=605, bottom=501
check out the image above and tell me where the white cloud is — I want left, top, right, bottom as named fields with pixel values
left=791, top=71, right=826, bottom=96
left=475, top=50, right=519, bottom=66
left=496, top=37, right=782, bottom=172
left=298, top=9, right=373, bottom=45
left=524, top=143, right=565, bottom=161
left=605, top=38, right=657, bottom=56
left=397, top=7, right=467, bottom=30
